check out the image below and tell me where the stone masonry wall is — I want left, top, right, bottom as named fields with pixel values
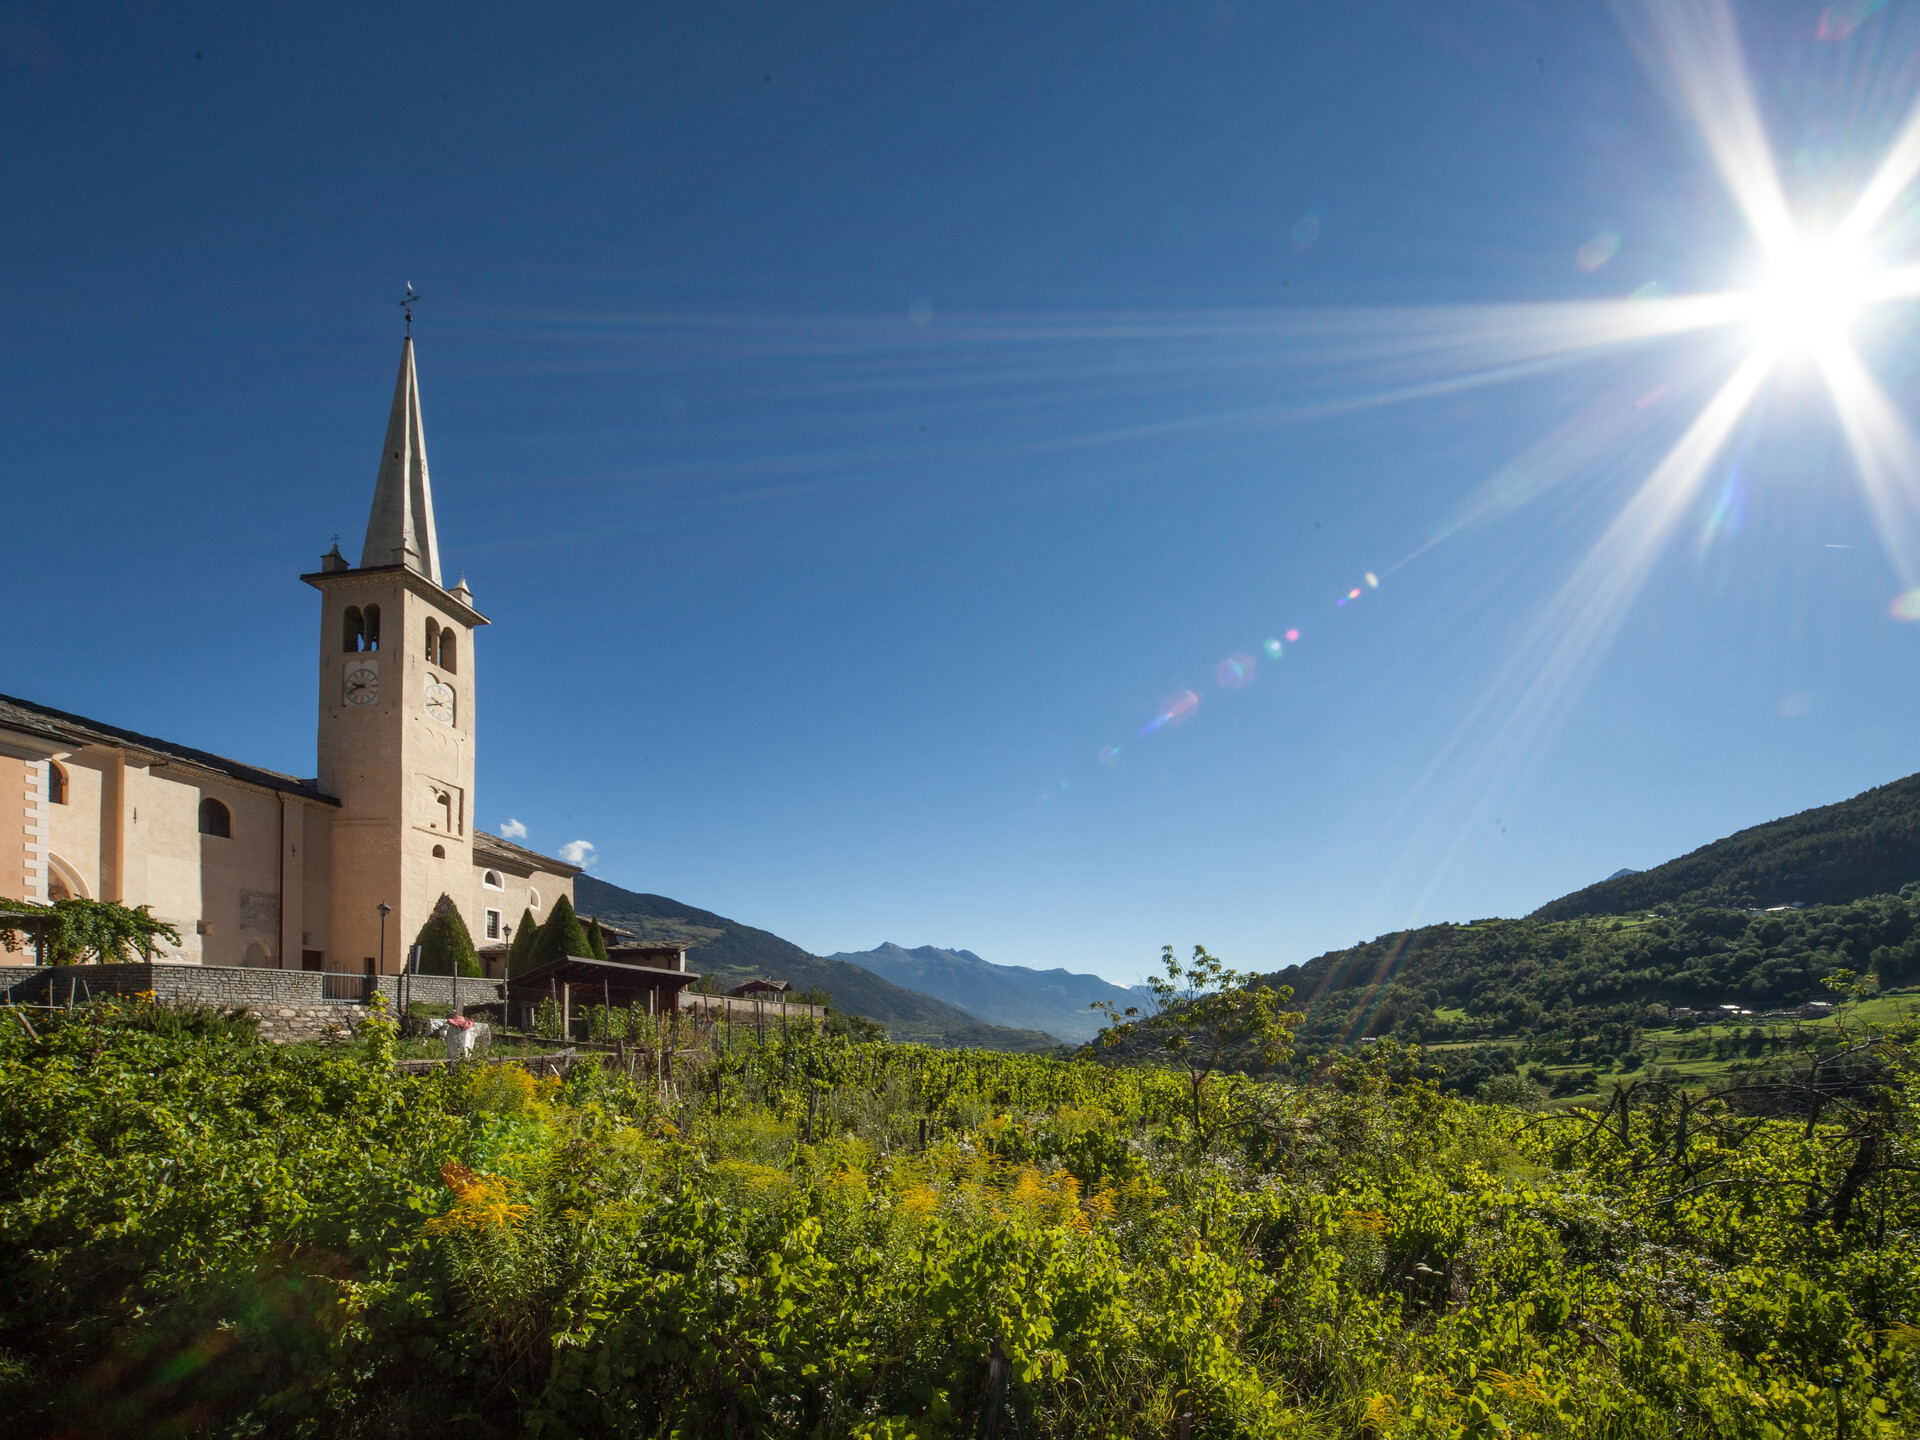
left=0, top=963, right=505, bottom=1043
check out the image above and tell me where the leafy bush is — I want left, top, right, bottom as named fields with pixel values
left=0, top=988, right=1916, bottom=1438
left=0, top=896, right=181, bottom=964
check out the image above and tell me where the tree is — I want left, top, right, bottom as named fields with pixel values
left=0, top=896, right=181, bottom=965
left=1093, top=944, right=1302, bottom=1147
left=528, top=893, right=590, bottom=970
left=506, top=908, right=539, bottom=977
left=585, top=917, right=610, bottom=961
left=411, top=894, right=482, bottom=977
left=825, top=1009, right=887, bottom=1042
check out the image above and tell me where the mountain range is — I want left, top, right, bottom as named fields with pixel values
left=825, top=943, right=1139, bottom=1043
left=573, top=876, right=1059, bottom=1050
left=578, top=768, right=1920, bottom=1057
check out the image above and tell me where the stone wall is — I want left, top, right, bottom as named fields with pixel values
left=0, top=962, right=506, bottom=1043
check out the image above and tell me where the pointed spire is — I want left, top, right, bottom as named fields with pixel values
left=360, top=337, right=443, bottom=584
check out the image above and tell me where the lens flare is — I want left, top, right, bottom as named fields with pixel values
left=1264, top=637, right=1284, bottom=657
left=1365, top=573, right=1378, bottom=587
left=1216, top=652, right=1257, bottom=689
left=1285, top=628, right=1300, bottom=642
left=1140, top=689, right=1200, bottom=735
left=1576, top=231, right=1622, bottom=272
left=1890, top=589, right=1920, bottom=621
left=1099, top=745, right=1122, bottom=765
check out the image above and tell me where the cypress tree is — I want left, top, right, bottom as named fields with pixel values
left=506, top=907, right=539, bottom=977
left=529, top=892, right=591, bottom=970
left=412, top=893, right=482, bottom=977
left=585, top=917, right=610, bottom=960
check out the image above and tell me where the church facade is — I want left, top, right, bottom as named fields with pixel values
left=0, top=339, right=578, bottom=975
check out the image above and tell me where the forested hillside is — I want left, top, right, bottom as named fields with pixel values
left=1264, top=887, right=1920, bottom=1054
left=575, top=877, right=1058, bottom=1050
left=1534, top=770, right=1920, bottom=919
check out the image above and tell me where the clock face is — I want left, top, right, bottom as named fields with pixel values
left=344, top=664, right=379, bottom=706
left=424, top=678, right=456, bottom=725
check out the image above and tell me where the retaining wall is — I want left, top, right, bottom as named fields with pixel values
left=0, top=963, right=505, bottom=1043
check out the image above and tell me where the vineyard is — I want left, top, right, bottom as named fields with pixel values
left=0, top=989, right=1916, bottom=1438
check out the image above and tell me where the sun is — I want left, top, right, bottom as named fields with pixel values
left=1744, top=237, right=1877, bottom=353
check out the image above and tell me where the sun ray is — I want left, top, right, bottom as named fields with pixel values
left=1387, top=349, right=1777, bottom=922
left=1840, top=91, right=1920, bottom=245
left=1816, top=337, right=1920, bottom=585
left=1614, top=0, right=1798, bottom=258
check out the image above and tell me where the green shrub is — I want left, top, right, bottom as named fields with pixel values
left=411, top=893, right=482, bottom=977
left=506, top=907, right=539, bottom=976
left=528, top=893, right=589, bottom=970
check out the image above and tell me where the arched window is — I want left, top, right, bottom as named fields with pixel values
left=244, top=941, right=271, bottom=967
left=198, top=798, right=232, bottom=838
left=425, top=617, right=440, bottom=662
left=46, top=855, right=87, bottom=900
left=528, top=888, right=541, bottom=910
left=432, top=844, right=446, bottom=858
left=363, top=604, right=381, bottom=650
left=343, top=607, right=365, bottom=653
left=47, top=762, right=67, bottom=805
left=439, top=629, right=457, bottom=673
left=482, top=870, right=504, bottom=891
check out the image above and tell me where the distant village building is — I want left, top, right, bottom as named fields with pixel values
left=0, top=339, right=580, bottom=975
left=728, top=978, right=791, bottom=997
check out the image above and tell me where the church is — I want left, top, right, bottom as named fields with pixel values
left=0, top=338, right=579, bottom=978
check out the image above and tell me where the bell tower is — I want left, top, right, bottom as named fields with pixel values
left=304, top=337, right=489, bottom=974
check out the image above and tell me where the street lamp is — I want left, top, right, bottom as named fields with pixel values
left=377, top=901, right=391, bottom=975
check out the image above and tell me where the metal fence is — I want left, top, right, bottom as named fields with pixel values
left=321, top=972, right=374, bottom=1003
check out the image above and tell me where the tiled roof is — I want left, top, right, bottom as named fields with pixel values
left=473, top=829, right=584, bottom=876
left=0, top=693, right=339, bottom=804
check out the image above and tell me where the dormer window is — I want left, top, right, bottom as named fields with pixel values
left=482, top=870, right=504, bottom=891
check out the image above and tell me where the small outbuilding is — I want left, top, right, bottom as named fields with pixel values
left=505, top=954, right=704, bottom=1037
left=727, top=978, right=791, bottom=998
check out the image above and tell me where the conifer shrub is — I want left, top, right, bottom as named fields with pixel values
left=506, top=907, right=539, bottom=976
left=585, top=917, right=610, bottom=961
left=411, top=893, right=482, bottom=977
left=528, top=893, right=590, bottom=970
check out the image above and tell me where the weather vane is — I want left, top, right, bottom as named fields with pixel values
left=399, top=282, right=421, bottom=335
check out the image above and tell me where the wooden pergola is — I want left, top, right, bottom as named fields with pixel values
left=0, top=910, right=57, bottom=966
left=505, top=954, right=705, bottom=1037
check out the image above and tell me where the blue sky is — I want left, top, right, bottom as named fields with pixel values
left=8, top=1, right=1920, bottom=984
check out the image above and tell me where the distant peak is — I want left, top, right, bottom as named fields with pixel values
left=1607, top=867, right=1642, bottom=881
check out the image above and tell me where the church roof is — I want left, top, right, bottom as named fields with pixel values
left=474, top=829, right=585, bottom=877
left=360, top=336, right=442, bottom=583
left=0, top=693, right=340, bottom=804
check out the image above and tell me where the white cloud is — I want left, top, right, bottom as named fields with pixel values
left=558, top=839, right=596, bottom=867
left=499, top=818, right=529, bottom=840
